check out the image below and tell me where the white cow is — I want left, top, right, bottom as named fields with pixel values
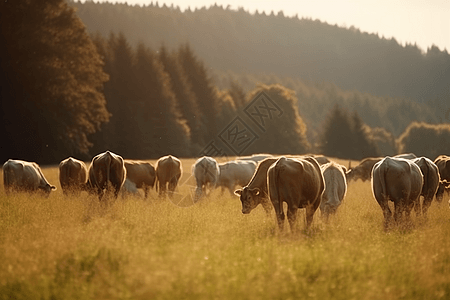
left=320, top=162, right=347, bottom=219
left=192, top=156, right=220, bottom=201
left=216, top=160, right=257, bottom=195
left=372, top=157, right=423, bottom=228
left=3, top=159, right=56, bottom=197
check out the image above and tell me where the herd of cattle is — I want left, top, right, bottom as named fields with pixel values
left=2, top=151, right=450, bottom=230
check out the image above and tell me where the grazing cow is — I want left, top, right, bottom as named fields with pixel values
left=192, top=156, right=219, bottom=201
left=87, top=151, right=126, bottom=201
left=3, top=159, right=56, bottom=196
left=124, top=160, right=156, bottom=198
left=434, top=155, right=450, bottom=203
left=346, top=157, right=383, bottom=182
left=121, top=178, right=142, bottom=197
left=371, top=157, right=423, bottom=228
left=234, top=157, right=279, bottom=215
left=155, top=155, right=182, bottom=198
left=236, top=154, right=273, bottom=163
left=59, top=157, right=88, bottom=195
left=320, top=162, right=348, bottom=218
left=216, top=160, right=257, bottom=195
left=411, top=157, right=440, bottom=217
left=267, top=156, right=325, bottom=232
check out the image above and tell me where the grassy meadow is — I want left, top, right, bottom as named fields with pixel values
left=1, top=157, right=450, bottom=300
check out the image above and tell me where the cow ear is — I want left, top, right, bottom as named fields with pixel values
left=341, top=166, right=347, bottom=173
left=251, top=188, right=260, bottom=196
left=234, top=189, right=242, bottom=196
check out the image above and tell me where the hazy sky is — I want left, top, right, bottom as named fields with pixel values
left=88, top=0, right=449, bottom=52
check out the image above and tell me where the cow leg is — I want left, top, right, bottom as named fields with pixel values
left=159, top=182, right=166, bottom=197
left=422, top=196, right=433, bottom=219
left=393, top=200, right=404, bottom=225
left=194, top=186, right=202, bottom=202
left=144, top=186, right=149, bottom=199
left=276, top=212, right=285, bottom=232
left=306, top=197, right=320, bottom=229
left=413, top=196, right=421, bottom=218
left=378, top=198, right=392, bottom=229
left=404, top=200, right=415, bottom=223
left=287, top=207, right=297, bottom=233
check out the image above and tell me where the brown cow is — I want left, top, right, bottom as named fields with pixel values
left=59, top=157, right=88, bottom=196
left=87, top=151, right=126, bottom=201
left=234, top=157, right=279, bottom=215
left=155, top=155, right=182, bottom=198
left=434, top=155, right=450, bottom=203
left=347, top=154, right=418, bottom=182
left=268, top=156, right=325, bottom=232
left=411, top=157, right=440, bottom=217
left=372, top=157, right=423, bottom=229
left=124, top=160, right=156, bottom=198
left=3, top=159, right=56, bottom=197
left=346, top=157, right=383, bottom=182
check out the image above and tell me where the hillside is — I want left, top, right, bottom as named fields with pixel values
left=71, top=1, right=450, bottom=103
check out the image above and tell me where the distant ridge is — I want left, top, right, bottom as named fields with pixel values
left=72, top=1, right=450, bottom=103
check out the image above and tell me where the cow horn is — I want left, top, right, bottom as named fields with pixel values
left=348, top=160, right=352, bottom=169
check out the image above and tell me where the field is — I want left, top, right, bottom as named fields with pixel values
left=1, top=157, right=450, bottom=300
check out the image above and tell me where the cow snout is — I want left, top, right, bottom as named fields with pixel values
left=242, top=208, right=251, bottom=214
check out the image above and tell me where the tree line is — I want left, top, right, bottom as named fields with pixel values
left=1, top=0, right=447, bottom=165
left=72, top=1, right=450, bottom=105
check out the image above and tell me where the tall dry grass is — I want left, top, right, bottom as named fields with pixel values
left=0, top=158, right=450, bottom=300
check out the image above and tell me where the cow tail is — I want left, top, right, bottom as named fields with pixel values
left=106, top=151, right=112, bottom=190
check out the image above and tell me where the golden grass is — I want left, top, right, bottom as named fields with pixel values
left=1, top=157, right=450, bottom=300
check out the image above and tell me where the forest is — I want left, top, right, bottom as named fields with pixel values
left=1, top=0, right=450, bottom=164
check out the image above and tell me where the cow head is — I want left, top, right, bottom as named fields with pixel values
left=346, top=166, right=370, bottom=182
left=39, top=183, right=57, bottom=197
left=234, top=187, right=261, bottom=214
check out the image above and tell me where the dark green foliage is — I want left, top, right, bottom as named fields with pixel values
left=245, top=84, right=310, bottom=155
left=397, top=122, right=450, bottom=160
left=177, top=44, right=220, bottom=143
left=91, top=35, right=191, bottom=158
left=319, top=105, right=379, bottom=160
left=158, top=45, right=204, bottom=149
left=1, top=0, right=110, bottom=164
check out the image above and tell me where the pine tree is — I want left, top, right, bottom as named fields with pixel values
left=158, top=45, right=204, bottom=148
left=133, top=43, right=191, bottom=157
left=103, top=32, right=138, bottom=157
left=350, top=112, right=380, bottom=159
left=177, top=43, right=219, bottom=143
left=0, top=0, right=110, bottom=163
left=319, top=104, right=354, bottom=159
